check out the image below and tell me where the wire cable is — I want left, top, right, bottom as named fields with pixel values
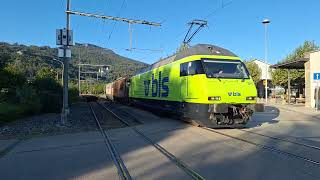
left=105, top=0, right=127, bottom=47
left=203, top=0, right=235, bottom=20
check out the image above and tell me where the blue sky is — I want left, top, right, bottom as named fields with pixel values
left=1, top=0, right=319, bottom=64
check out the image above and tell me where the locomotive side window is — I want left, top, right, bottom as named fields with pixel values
left=188, top=60, right=205, bottom=75
left=180, top=60, right=205, bottom=76
left=180, top=63, right=188, bottom=76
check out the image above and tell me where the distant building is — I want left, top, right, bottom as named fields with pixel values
left=252, top=59, right=272, bottom=80
left=251, top=59, right=273, bottom=98
left=16, top=51, right=23, bottom=55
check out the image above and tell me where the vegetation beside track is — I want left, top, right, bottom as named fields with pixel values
left=0, top=65, right=79, bottom=124
left=0, top=42, right=148, bottom=124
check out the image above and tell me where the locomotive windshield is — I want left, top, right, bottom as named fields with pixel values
left=202, top=59, right=250, bottom=79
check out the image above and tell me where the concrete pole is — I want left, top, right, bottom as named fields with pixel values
left=62, top=0, right=71, bottom=124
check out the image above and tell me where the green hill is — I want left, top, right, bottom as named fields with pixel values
left=0, top=42, right=148, bottom=82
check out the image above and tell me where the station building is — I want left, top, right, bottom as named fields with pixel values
left=271, top=51, right=320, bottom=108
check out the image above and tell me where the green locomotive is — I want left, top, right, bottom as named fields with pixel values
left=127, top=44, right=257, bottom=127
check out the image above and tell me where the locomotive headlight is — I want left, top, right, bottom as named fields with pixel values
left=208, top=96, right=221, bottom=101
left=246, top=96, right=256, bottom=100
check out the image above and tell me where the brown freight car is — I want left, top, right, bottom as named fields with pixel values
left=105, top=77, right=129, bottom=103
left=105, top=82, right=114, bottom=101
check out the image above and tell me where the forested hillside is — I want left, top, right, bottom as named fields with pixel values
left=0, top=42, right=148, bottom=123
left=0, top=42, right=148, bottom=82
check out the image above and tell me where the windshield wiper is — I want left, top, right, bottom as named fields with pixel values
left=237, top=64, right=245, bottom=82
left=214, top=73, right=222, bottom=81
left=240, top=73, right=245, bottom=82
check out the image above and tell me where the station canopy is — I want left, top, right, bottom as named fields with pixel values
left=271, top=58, right=309, bottom=69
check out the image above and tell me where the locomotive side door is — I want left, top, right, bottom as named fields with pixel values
left=180, top=62, right=188, bottom=99
left=180, top=61, right=204, bottom=99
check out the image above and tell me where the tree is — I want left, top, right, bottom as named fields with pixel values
left=245, top=61, right=261, bottom=84
left=36, top=67, right=56, bottom=80
left=271, top=41, right=319, bottom=87
left=0, top=64, right=26, bottom=89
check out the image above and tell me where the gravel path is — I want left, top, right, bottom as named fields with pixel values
left=0, top=102, right=98, bottom=140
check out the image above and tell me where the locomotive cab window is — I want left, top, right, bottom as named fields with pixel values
left=180, top=60, right=205, bottom=76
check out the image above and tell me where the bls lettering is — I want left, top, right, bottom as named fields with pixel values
left=144, top=72, right=169, bottom=97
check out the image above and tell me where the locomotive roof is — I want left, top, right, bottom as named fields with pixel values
left=134, top=44, right=237, bottom=75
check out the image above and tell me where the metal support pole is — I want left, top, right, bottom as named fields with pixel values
left=62, top=0, right=71, bottom=124
left=78, top=65, right=81, bottom=95
left=264, top=23, right=269, bottom=103
left=288, top=70, right=291, bottom=103
left=50, top=58, right=64, bottom=84
left=262, top=19, right=270, bottom=103
left=61, top=66, right=64, bottom=85
left=129, top=23, right=133, bottom=50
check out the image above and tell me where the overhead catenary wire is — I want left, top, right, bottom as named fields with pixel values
left=66, top=10, right=161, bottom=26
left=105, top=0, right=127, bottom=47
left=66, top=6, right=162, bottom=54
left=203, top=0, right=235, bottom=20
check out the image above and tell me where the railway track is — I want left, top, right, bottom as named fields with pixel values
left=90, top=101, right=206, bottom=180
left=201, top=127, right=320, bottom=166
left=238, top=129, right=320, bottom=151
left=89, top=102, right=132, bottom=180
left=101, top=100, right=320, bottom=168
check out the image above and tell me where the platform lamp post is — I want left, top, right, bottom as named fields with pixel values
left=52, top=58, right=64, bottom=84
left=262, top=19, right=270, bottom=103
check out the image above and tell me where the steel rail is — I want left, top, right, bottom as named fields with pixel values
left=89, top=102, right=132, bottom=180
left=98, top=102, right=206, bottom=180
left=201, top=127, right=320, bottom=166
left=238, top=129, right=320, bottom=151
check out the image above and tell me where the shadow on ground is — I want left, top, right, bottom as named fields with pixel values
left=1, top=103, right=320, bottom=180
left=245, top=105, right=280, bottom=128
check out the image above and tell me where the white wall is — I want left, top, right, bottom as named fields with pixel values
left=307, top=51, right=320, bottom=108
left=253, top=60, right=272, bottom=80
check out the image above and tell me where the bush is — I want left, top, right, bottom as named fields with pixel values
left=0, top=72, right=80, bottom=123
left=69, top=86, right=79, bottom=104
left=0, top=64, right=26, bottom=89
left=16, top=84, right=42, bottom=114
left=33, top=77, right=63, bottom=113
left=92, top=83, right=105, bottom=94
left=0, top=102, right=25, bottom=123
left=33, top=77, right=62, bottom=93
